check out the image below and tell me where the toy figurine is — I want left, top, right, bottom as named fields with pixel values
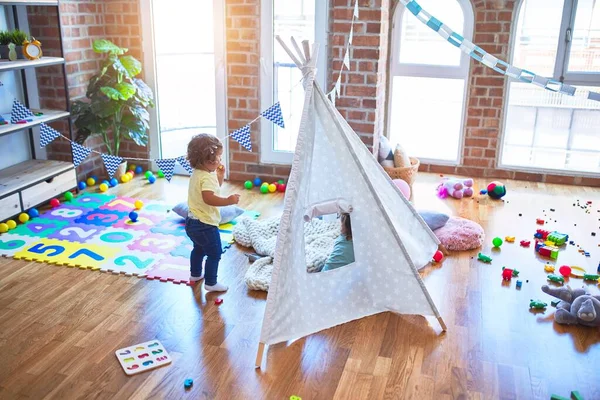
left=529, top=299, right=547, bottom=309
left=477, top=253, right=492, bottom=263
left=547, top=274, right=565, bottom=284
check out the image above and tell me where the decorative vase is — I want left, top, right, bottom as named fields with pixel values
left=113, top=161, right=128, bottom=179
left=0, top=45, right=24, bottom=60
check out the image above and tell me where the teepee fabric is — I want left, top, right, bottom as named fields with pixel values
left=259, top=60, right=441, bottom=346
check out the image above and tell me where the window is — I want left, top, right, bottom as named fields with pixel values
left=388, top=0, right=474, bottom=163
left=140, top=0, right=228, bottom=174
left=260, top=0, right=328, bottom=164
left=500, top=0, right=600, bottom=174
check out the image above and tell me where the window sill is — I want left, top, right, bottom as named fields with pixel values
left=497, top=163, right=600, bottom=179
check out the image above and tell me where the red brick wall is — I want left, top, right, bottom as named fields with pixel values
left=28, top=0, right=148, bottom=181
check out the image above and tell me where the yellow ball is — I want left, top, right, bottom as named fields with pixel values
left=86, top=177, right=96, bottom=186
left=6, top=220, right=17, bottom=230
left=18, top=213, right=29, bottom=223
left=121, top=174, right=130, bottom=183
left=99, top=183, right=109, bottom=192
left=128, top=164, right=136, bottom=171
left=134, top=200, right=144, bottom=209
left=0, top=223, right=8, bottom=233
left=268, top=184, right=277, bottom=193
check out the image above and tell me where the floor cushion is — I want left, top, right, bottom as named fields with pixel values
left=433, top=216, right=484, bottom=251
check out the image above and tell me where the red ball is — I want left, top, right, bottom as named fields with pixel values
left=433, top=250, right=444, bottom=263
left=50, top=198, right=60, bottom=208
left=487, top=182, right=497, bottom=192
left=278, top=183, right=286, bottom=192
left=558, top=265, right=571, bottom=277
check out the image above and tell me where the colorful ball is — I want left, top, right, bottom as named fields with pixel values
left=127, top=170, right=135, bottom=176
left=260, top=185, right=269, bottom=194
left=28, top=208, right=39, bottom=218
left=278, top=180, right=284, bottom=185
left=268, top=184, right=277, bottom=193
left=135, top=166, right=143, bottom=174
left=244, top=181, right=253, bottom=190
left=277, top=183, right=286, bottom=192
left=129, top=211, right=139, bottom=222
left=433, top=250, right=444, bottom=263
left=86, top=177, right=96, bottom=186
left=50, top=198, right=60, bottom=208
left=492, top=237, right=503, bottom=247
left=0, top=223, right=8, bottom=233
left=99, top=183, right=109, bottom=192
left=102, top=180, right=109, bottom=186
left=134, top=200, right=144, bottom=209
left=253, top=177, right=262, bottom=187
left=487, top=181, right=506, bottom=199
left=145, top=171, right=153, bottom=178
left=157, top=170, right=165, bottom=178
left=64, top=191, right=74, bottom=201
left=128, top=164, right=136, bottom=171
left=6, top=220, right=17, bottom=230
left=559, top=265, right=572, bottom=277
left=121, top=174, right=130, bottom=183
left=148, top=175, right=156, bottom=184
left=90, top=175, right=98, bottom=182
left=78, top=181, right=87, bottom=190
left=109, top=178, right=119, bottom=187
left=18, top=213, right=29, bottom=223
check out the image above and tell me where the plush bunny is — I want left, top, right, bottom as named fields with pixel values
left=437, top=177, right=474, bottom=199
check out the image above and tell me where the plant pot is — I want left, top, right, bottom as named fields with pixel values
left=112, top=161, right=128, bottom=180
left=0, top=45, right=25, bottom=60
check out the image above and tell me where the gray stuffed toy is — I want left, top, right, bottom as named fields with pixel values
left=541, top=285, right=600, bottom=327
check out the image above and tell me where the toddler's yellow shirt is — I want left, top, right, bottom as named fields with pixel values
left=188, top=169, right=221, bottom=226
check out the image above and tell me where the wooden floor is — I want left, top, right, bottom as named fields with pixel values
left=1, top=173, right=599, bottom=400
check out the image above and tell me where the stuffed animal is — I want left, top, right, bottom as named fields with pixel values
left=541, top=285, right=600, bottom=327
left=437, top=177, right=474, bottom=199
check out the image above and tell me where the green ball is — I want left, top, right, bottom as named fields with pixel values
left=260, top=185, right=269, bottom=194
left=244, top=181, right=253, bottom=190
left=64, top=191, right=74, bottom=201
left=144, top=171, right=153, bottom=178
left=157, top=170, right=165, bottom=178
left=278, top=179, right=284, bottom=184
left=492, top=237, right=503, bottom=247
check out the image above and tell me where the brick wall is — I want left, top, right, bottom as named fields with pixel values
left=28, top=0, right=148, bottom=181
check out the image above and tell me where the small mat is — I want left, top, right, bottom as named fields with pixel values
left=0, top=194, right=259, bottom=285
left=433, top=216, right=485, bottom=251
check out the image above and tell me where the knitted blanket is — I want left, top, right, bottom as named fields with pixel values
left=233, top=216, right=340, bottom=291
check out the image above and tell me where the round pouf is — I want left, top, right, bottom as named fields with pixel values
left=392, top=179, right=411, bottom=200
left=487, top=181, right=506, bottom=199
left=433, top=217, right=485, bottom=251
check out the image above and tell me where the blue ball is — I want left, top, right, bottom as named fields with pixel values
left=91, top=175, right=98, bottom=181
left=253, top=177, right=262, bottom=186
left=109, top=178, right=119, bottom=187
left=135, top=166, right=143, bottom=174
left=148, top=175, right=156, bottom=184
left=129, top=211, right=139, bottom=222
left=78, top=181, right=87, bottom=190
left=28, top=208, right=39, bottom=218
left=102, top=180, right=109, bottom=187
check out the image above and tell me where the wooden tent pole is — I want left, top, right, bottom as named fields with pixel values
left=290, top=37, right=306, bottom=64
left=275, top=35, right=303, bottom=68
left=438, top=317, right=447, bottom=332
left=255, top=342, right=266, bottom=369
left=301, top=39, right=311, bottom=62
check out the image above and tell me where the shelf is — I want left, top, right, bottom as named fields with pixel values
left=0, top=109, right=69, bottom=137
left=0, top=57, right=64, bottom=72
left=0, top=0, right=58, bottom=5
left=0, top=159, right=74, bottom=198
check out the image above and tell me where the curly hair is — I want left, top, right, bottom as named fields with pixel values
left=187, top=134, right=223, bottom=169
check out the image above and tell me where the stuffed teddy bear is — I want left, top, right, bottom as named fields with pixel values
left=437, top=177, right=474, bottom=199
left=541, top=284, right=600, bottom=327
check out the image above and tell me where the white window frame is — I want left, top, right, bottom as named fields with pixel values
left=260, top=0, right=329, bottom=165
left=498, top=0, right=600, bottom=176
left=387, top=0, right=474, bottom=165
left=140, top=0, right=229, bottom=176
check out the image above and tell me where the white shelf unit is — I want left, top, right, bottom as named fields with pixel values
left=0, top=0, right=76, bottom=221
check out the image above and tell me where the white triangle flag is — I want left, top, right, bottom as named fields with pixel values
left=353, top=0, right=359, bottom=18
left=343, top=50, right=350, bottom=70
left=329, top=90, right=336, bottom=107
left=336, top=75, right=342, bottom=95
left=349, top=25, right=354, bottom=44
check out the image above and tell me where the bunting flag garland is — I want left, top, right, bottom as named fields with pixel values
left=343, top=51, right=350, bottom=70
left=231, top=125, right=252, bottom=152
left=155, top=158, right=177, bottom=182
left=260, top=102, right=285, bottom=129
left=71, top=141, right=92, bottom=167
left=101, top=154, right=124, bottom=178
left=353, top=0, right=359, bottom=18
left=10, top=99, right=34, bottom=123
left=177, top=156, right=194, bottom=175
left=39, top=123, right=60, bottom=147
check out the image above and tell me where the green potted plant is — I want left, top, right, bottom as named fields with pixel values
left=0, top=29, right=28, bottom=59
left=72, top=39, right=154, bottom=178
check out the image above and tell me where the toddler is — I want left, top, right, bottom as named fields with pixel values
left=321, top=213, right=355, bottom=272
left=185, top=134, right=240, bottom=292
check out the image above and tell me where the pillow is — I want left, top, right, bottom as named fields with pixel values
left=393, top=143, right=411, bottom=168
left=378, top=135, right=395, bottom=167
left=417, top=210, right=450, bottom=231
left=172, top=202, right=245, bottom=224
left=433, top=216, right=485, bottom=251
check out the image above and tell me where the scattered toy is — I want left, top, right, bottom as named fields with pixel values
left=544, top=264, right=555, bottom=273
left=559, top=265, right=572, bottom=277
left=432, top=250, right=443, bottom=263
left=505, top=236, right=515, bottom=243
left=583, top=274, right=600, bottom=282
left=547, top=274, right=565, bottom=284
left=215, top=298, right=223, bottom=305
left=477, top=253, right=492, bottom=263
left=536, top=218, right=545, bottom=224
left=529, top=299, right=547, bottom=309
left=501, top=267, right=514, bottom=281
left=184, top=379, right=193, bottom=389
left=516, top=280, right=522, bottom=288
left=520, top=240, right=530, bottom=247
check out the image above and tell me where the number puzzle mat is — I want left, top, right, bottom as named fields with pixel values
left=0, top=194, right=259, bottom=285
left=115, top=339, right=171, bottom=375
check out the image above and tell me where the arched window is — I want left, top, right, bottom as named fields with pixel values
left=388, top=0, right=474, bottom=163
left=500, top=0, right=600, bottom=173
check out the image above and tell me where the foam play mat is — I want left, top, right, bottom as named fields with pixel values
left=0, top=194, right=259, bottom=285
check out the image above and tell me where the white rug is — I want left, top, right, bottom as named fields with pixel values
left=233, top=216, right=340, bottom=291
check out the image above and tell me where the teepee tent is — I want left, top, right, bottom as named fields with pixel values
left=255, top=38, right=445, bottom=368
